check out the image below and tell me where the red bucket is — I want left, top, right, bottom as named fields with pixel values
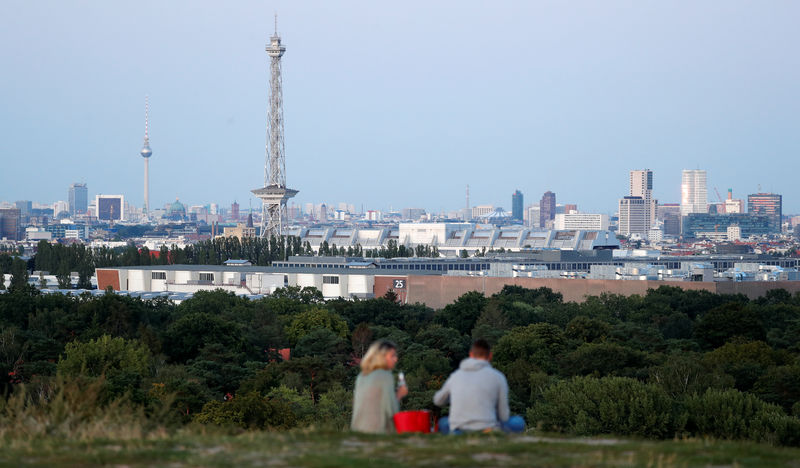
left=393, top=410, right=431, bottom=433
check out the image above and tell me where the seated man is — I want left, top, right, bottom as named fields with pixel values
left=433, top=339, right=524, bottom=434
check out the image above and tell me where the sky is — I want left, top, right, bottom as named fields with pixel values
left=2, top=1, right=799, bottom=214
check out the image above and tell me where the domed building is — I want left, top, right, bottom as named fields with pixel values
left=166, top=198, right=187, bottom=221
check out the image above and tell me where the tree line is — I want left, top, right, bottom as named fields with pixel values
left=1, top=283, right=799, bottom=444
left=0, top=238, right=441, bottom=289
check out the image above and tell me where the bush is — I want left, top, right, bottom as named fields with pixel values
left=194, top=391, right=275, bottom=429
left=682, top=388, right=800, bottom=445
left=528, top=376, right=674, bottom=438
left=193, top=387, right=310, bottom=430
left=57, top=334, right=152, bottom=402
left=647, top=353, right=733, bottom=398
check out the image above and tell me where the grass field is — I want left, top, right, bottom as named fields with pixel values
left=2, top=430, right=800, bottom=468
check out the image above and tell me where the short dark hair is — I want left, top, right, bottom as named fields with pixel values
left=470, top=339, right=491, bottom=358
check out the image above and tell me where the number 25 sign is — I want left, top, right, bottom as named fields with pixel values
left=393, top=279, right=406, bottom=289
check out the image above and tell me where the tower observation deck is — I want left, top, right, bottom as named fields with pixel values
left=252, top=18, right=297, bottom=239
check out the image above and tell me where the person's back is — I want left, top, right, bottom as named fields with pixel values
left=351, top=369, right=398, bottom=434
left=433, top=339, right=524, bottom=434
left=433, top=357, right=508, bottom=431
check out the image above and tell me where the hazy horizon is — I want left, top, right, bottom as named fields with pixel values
left=2, top=1, right=799, bottom=214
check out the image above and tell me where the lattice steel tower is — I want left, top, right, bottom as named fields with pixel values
left=252, top=16, right=297, bottom=239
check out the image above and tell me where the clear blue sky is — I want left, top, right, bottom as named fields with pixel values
left=2, top=1, right=799, bottom=214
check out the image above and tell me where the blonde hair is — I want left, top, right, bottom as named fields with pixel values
left=360, top=340, right=397, bottom=375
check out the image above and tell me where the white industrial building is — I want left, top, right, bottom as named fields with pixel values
left=97, top=264, right=386, bottom=299
left=554, top=213, right=609, bottom=231
left=286, top=223, right=620, bottom=255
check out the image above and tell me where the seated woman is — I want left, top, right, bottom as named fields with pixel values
left=351, top=340, right=408, bottom=434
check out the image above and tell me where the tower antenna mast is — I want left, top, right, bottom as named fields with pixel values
left=140, top=96, right=153, bottom=220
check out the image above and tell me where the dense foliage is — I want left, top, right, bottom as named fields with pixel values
left=1, top=283, right=800, bottom=444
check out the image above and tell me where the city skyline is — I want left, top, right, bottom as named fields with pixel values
left=2, top=2, right=799, bottom=212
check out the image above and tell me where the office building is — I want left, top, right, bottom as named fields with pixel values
left=618, top=197, right=647, bottom=237
left=471, top=205, right=494, bottom=219
left=68, top=183, right=88, bottom=215
left=683, top=213, right=772, bottom=238
left=401, top=208, right=426, bottom=220
left=681, top=170, right=707, bottom=216
left=563, top=204, right=578, bottom=214
left=540, top=191, right=556, bottom=228
left=525, top=205, right=540, bottom=228
left=53, top=201, right=69, bottom=218
left=95, top=195, right=125, bottom=222
left=0, top=208, right=21, bottom=240
left=630, top=169, right=657, bottom=226
left=511, top=190, right=523, bottom=221
left=231, top=201, right=240, bottom=221
left=748, top=193, right=782, bottom=232
left=14, top=200, right=32, bottom=218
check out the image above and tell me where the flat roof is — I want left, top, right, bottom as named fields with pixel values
left=96, top=265, right=444, bottom=276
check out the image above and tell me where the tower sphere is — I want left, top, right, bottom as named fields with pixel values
left=141, top=146, right=152, bottom=158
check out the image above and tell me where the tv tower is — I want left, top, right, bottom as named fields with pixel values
left=140, top=96, right=152, bottom=219
left=252, top=15, right=298, bottom=239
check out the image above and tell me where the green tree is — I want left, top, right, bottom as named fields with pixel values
left=9, top=256, right=29, bottom=290
left=434, top=291, right=486, bottom=335
left=694, top=303, right=765, bottom=349
left=57, top=334, right=152, bottom=401
left=286, top=308, right=348, bottom=344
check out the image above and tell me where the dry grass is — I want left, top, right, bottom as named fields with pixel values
left=0, top=376, right=170, bottom=442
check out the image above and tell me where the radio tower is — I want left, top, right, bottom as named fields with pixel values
left=252, top=15, right=298, bottom=239
left=140, top=96, right=152, bottom=220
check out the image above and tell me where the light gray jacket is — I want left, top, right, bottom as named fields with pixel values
left=433, top=358, right=510, bottom=431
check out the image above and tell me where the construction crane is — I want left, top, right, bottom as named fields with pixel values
left=713, top=187, right=724, bottom=204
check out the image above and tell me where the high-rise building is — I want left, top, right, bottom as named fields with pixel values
left=53, top=201, right=69, bottom=218
left=252, top=18, right=298, bottom=238
left=563, top=204, right=578, bottom=214
left=657, top=203, right=682, bottom=236
left=681, top=170, right=707, bottom=216
left=15, top=201, right=32, bottom=222
left=630, top=169, right=656, bottom=227
left=618, top=197, right=647, bottom=237
left=231, top=202, right=240, bottom=221
left=68, top=183, right=88, bottom=215
left=539, top=191, right=556, bottom=228
left=319, top=204, right=328, bottom=223
left=95, top=195, right=125, bottom=222
left=748, top=193, right=782, bottom=232
left=140, top=97, right=152, bottom=218
left=525, top=204, right=540, bottom=228
left=511, top=190, right=523, bottom=221
left=0, top=208, right=21, bottom=241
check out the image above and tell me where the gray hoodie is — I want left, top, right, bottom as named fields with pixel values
left=433, top=358, right=510, bottom=431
